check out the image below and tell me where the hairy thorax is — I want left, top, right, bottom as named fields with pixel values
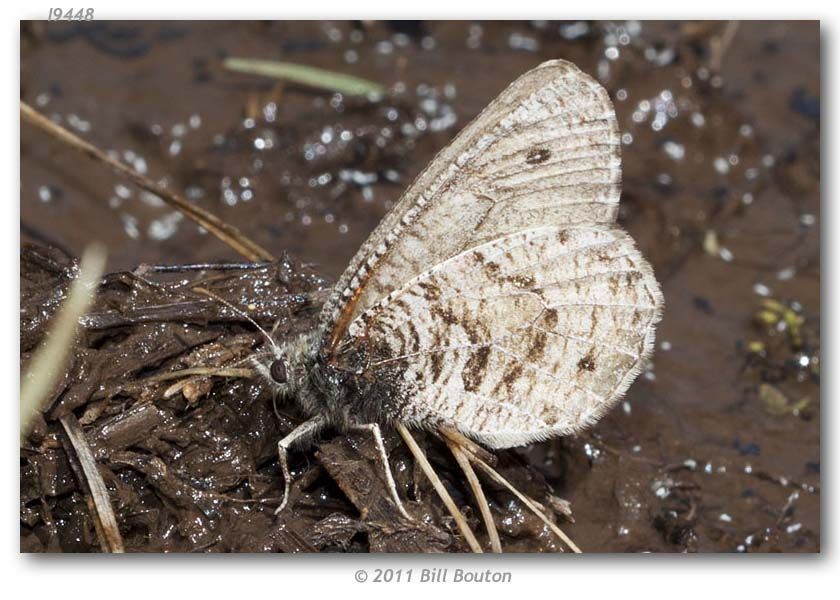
left=273, top=329, right=403, bottom=431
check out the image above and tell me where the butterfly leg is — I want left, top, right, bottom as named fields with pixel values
left=274, top=415, right=326, bottom=515
left=350, top=423, right=413, bottom=521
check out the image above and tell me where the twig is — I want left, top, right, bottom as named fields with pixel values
left=20, top=101, right=275, bottom=263
left=709, top=21, right=740, bottom=72
left=148, top=366, right=254, bottom=384
left=472, top=456, right=582, bottom=554
left=138, top=261, right=274, bottom=273
left=162, top=368, right=254, bottom=398
left=21, top=243, right=106, bottom=439
left=395, top=424, right=483, bottom=553
left=60, top=414, right=125, bottom=553
left=446, top=439, right=502, bottom=553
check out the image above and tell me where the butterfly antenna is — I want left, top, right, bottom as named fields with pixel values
left=192, top=286, right=281, bottom=357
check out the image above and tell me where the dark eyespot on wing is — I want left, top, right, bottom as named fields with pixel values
left=526, top=147, right=552, bottom=165
left=577, top=351, right=596, bottom=372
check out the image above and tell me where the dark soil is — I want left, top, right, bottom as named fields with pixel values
left=20, top=20, right=820, bottom=552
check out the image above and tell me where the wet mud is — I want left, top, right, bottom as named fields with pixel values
left=20, top=20, right=819, bottom=552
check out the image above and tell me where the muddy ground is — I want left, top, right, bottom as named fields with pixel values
left=20, top=21, right=820, bottom=552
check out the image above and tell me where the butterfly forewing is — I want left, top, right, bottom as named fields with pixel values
left=319, top=60, right=622, bottom=351
left=340, top=225, right=661, bottom=448
left=315, top=59, right=663, bottom=448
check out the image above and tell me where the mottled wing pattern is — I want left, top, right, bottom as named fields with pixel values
left=344, top=226, right=663, bottom=449
left=319, top=60, right=621, bottom=350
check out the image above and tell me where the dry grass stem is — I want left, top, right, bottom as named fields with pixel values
left=224, top=58, right=385, bottom=97
left=446, top=439, right=502, bottom=553
left=21, top=243, right=106, bottom=438
left=150, top=366, right=255, bottom=384
left=20, top=101, right=274, bottom=262
left=438, top=425, right=497, bottom=466
left=60, top=414, right=125, bottom=553
left=710, top=21, right=740, bottom=72
left=472, top=456, right=582, bottom=553
left=395, top=424, right=483, bottom=553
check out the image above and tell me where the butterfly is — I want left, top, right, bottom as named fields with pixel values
left=253, top=59, right=663, bottom=521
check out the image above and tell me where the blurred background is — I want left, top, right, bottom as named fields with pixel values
left=20, top=21, right=819, bottom=552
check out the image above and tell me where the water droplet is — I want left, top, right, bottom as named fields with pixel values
left=777, top=266, right=796, bottom=281
left=115, top=184, right=131, bottom=199
left=38, top=185, right=54, bottom=203
left=753, top=283, right=771, bottom=297
left=121, top=214, right=140, bottom=239
left=714, top=157, right=730, bottom=174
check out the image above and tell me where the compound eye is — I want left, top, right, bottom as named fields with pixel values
left=269, top=359, right=287, bottom=384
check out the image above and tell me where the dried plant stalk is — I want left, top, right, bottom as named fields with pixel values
left=20, top=101, right=274, bottom=262
left=446, top=439, right=502, bottom=553
left=472, top=456, right=581, bottom=553
left=20, top=243, right=106, bottom=438
left=396, top=424, right=483, bottom=553
left=60, top=414, right=125, bottom=553
left=224, top=58, right=385, bottom=97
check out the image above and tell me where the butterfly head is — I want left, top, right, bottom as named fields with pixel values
left=269, top=357, right=288, bottom=384
left=252, top=330, right=319, bottom=400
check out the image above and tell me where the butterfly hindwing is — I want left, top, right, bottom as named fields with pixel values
left=342, top=225, right=662, bottom=449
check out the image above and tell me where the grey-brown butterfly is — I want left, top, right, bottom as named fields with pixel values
left=255, top=59, right=663, bottom=519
